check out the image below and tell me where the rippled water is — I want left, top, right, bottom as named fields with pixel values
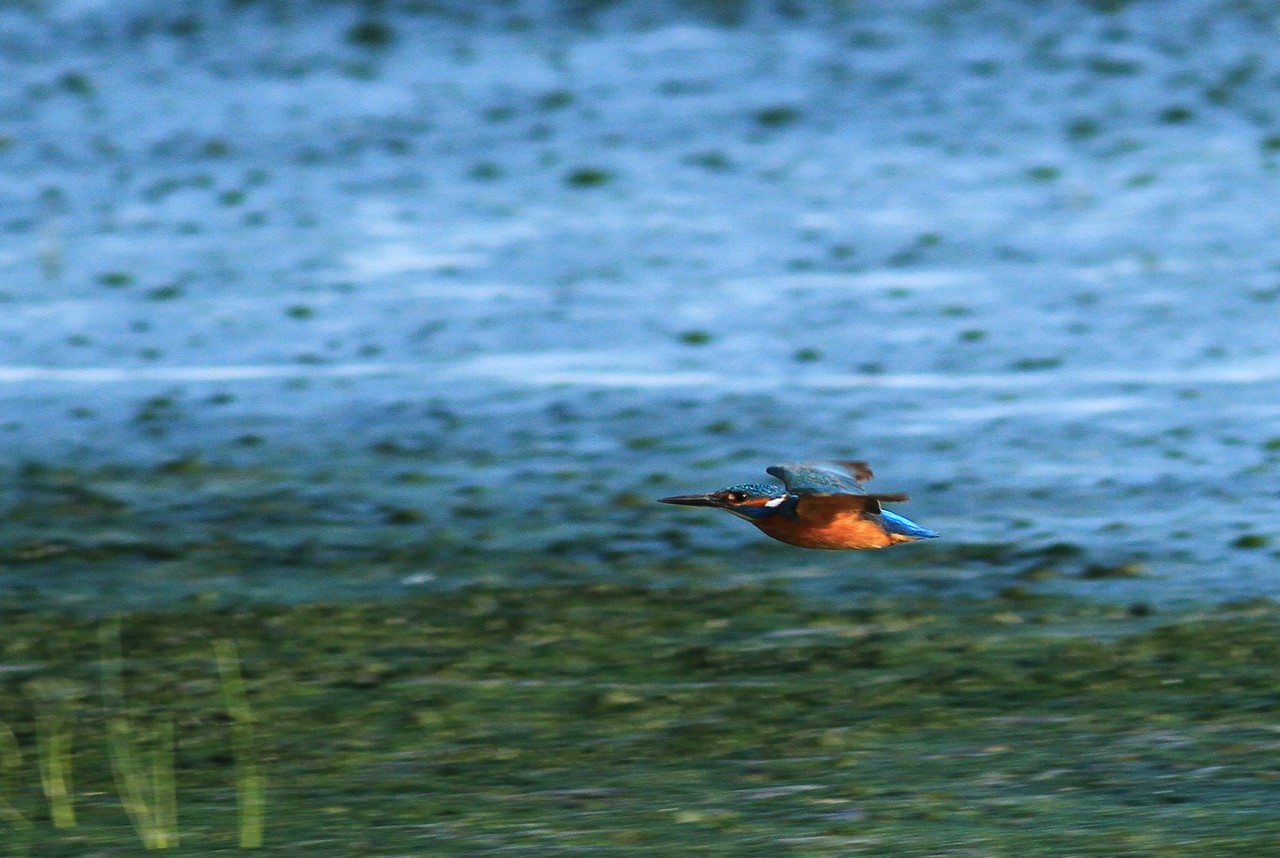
left=1, top=0, right=1278, bottom=608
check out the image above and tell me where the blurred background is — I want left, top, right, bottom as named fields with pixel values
left=3, top=0, right=1279, bottom=611
left=3, top=0, right=1280, bottom=851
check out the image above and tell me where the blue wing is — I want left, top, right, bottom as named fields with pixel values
left=766, top=461, right=875, bottom=496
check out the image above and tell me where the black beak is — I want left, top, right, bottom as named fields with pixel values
left=658, top=493, right=723, bottom=508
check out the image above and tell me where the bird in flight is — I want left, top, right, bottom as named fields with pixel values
left=659, top=460, right=938, bottom=550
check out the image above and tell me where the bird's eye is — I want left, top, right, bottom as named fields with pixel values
left=725, top=492, right=745, bottom=503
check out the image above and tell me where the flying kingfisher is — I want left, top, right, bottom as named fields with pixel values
left=658, top=460, right=938, bottom=550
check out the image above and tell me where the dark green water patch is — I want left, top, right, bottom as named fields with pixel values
left=3, top=585, right=1280, bottom=853
left=0, top=461, right=1086, bottom=611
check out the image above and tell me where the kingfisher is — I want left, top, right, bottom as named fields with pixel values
left=659, top=460, right=938, bottom=550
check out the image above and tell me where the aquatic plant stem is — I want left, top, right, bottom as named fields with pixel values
left=0, top=722, right=32, bottom=848
left=35, top=709, right=75, bottom=828
left=215, top=639, right=264, bottom=848
left=98, top=621, right=179, bottom=849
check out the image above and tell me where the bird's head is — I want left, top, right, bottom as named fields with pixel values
left=658, top=483, right=792, bottom=520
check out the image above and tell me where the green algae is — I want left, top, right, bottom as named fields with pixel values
left=3, top=584, right=1280, bottom=854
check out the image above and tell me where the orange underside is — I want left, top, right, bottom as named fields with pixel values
left=753, top=512, right=913, bottom=550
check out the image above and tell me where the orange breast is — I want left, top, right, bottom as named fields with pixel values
left=753, top=512, right=895, bottom=550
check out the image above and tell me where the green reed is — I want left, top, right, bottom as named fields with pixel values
left=0, top=721, right=32, bottom=851
left=27, top=681, right=79, bottom=830
left=214, top=639, right=264, bottom=849
left=98, top=621, right=179, bottom=849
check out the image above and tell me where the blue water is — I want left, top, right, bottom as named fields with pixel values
left=0, top=0, right=1278, bottom=608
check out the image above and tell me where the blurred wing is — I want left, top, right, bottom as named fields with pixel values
left=766, top=461, right=878, bottom=496
left=788, top=491, right=911, bottom=525
left=792, top=494, right=871, bottom=524
left=793, top=493, right=910, bottom=522
left=791, top=490, right=914, bottom=527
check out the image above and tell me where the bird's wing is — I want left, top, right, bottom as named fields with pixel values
left=790, top=493, right=873, bottom=523
left=791, top=492, right=910, bottom=522
left=766, top=461, right=878, bottom=496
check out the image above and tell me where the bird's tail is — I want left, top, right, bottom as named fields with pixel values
left=879, top=510, right=939, bottom=540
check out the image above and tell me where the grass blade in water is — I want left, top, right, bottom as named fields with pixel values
left=215, top=639, right=264, bottom=849
left=0, top=722, right=32, bottom=847
left=35, top=709, right=75, bottom=829
left=98, top=621, right=179, bottom=849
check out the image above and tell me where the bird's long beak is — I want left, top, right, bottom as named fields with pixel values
left=657, top=493, right=722, bottom=508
